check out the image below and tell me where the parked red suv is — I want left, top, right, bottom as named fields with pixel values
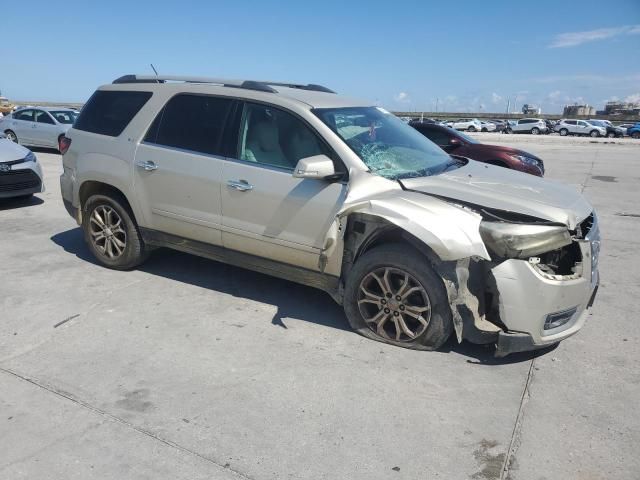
left=410, top=121, right=544, bottom=176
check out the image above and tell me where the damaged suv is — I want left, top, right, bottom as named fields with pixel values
left=60, top=75, right=600, bottom=356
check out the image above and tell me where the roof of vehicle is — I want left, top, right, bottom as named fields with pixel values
left=13, top=106, right=75, bottom=112
left=103, top=74, right=370, bottom=110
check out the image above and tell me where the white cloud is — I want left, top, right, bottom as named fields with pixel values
left=549, top=24, right=640, bottom=48
left=491, top=93, right=502, bottom=103
left=625, top=93, right=640, bottom=103
left=547, top=90, right=562, bottom=101
left=394, top=92, right=410, bottom=103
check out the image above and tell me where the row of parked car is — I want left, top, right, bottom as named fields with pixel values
left=409, top=117, right=640, bottom=138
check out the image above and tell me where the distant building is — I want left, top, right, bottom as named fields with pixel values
left=522, top=103, right=541, bottom=115
left=563, top=104, right=595, bottom=116
left=601, top=101, right=640, bottom=116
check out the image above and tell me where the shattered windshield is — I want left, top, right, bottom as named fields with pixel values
left=314, top=106, right=456, bottom=180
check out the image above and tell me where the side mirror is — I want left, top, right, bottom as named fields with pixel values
left=292, top=154, right=338, bottom=180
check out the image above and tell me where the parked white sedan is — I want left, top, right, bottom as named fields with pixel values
left=446, top=118, right=482, bottom=132
left=0, top=134, right=44, bottom=199
left=0, top=107, right=77, bottom=151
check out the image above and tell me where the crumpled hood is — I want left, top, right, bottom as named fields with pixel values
left=400, top=160, right=592, bottom=229
left=0, top=138, right=30, bottom=163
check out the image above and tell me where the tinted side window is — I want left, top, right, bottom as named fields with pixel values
left=418, top=127, right=451, bottom=146
left=14, top=110, right=34, bottom=122
left=237, top=103, right=330, bottom=170
left=565, top=120, right=576, bottom=125
left=75, top=90, right=152, bottom=137
left=35, top=111, right=55, bottom=124
left=145, top=94, right=233, bottom=156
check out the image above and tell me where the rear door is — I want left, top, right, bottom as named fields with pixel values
left=32, top=110, right=59, bottom=147
left=10, top=109, right=35, bottom=144
left=133, top=93, right=234, bottom=246
left=220, top=101, right=347, bottom=270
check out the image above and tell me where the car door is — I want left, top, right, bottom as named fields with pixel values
left=33, top=110, right=59, bottom=147
left=10, top=109, right=35, bottom=144
left=220, top=101, right=347, bottom=271
left=133, top=93, right=234, bottom=246
left=576, top=121, right=590, bottom=135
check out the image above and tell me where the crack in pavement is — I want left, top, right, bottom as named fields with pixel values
left=0, top=367, right=255, bottom=480
left=500, top=357, right=536, bottom=480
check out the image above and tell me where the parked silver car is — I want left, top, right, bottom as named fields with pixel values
left=60, top=74, right=599, bottom=356
left=507, top=118, right=548, bottom=135
left=554, top=119, right=606, bottom=137
left=0, top=107, right=78, bottom=150
left=0, top=135, right=44, bottom=199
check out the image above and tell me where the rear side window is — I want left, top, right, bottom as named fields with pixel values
left=144, top=94, right=233, bottom=156
left=75, top=90, right=152, bottom=137
left=418, top=127, right=451, bottom=146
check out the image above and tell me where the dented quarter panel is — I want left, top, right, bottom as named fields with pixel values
left=321, top=170, right=491, bottom=271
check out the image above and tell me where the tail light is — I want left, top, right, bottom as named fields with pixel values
left=59, top=135, right=71, bottom=155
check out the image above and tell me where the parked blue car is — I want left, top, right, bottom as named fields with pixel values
left=627, top=123, right=640, bottom=139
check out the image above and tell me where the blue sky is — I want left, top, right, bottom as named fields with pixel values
left=1, top=0, right=639, bottom=113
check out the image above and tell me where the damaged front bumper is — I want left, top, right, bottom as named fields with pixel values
left=490, top=217, right=600, bottom=356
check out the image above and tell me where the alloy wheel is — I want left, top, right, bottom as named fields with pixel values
left=6, top=131, right=17, bottom=142
left=357, top=267, right=432, bottom=342
left=89, top=205, right=127, bottom=259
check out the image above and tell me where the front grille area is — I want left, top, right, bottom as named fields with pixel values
left=0, top=169, right=41, bottom=192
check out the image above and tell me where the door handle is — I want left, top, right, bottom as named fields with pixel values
left=136, top=160, right=158, bottom=171
left=227, top=179, right=253, bottom=191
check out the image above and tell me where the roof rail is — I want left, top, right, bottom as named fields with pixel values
left=111, top=75, right=335, bottom=94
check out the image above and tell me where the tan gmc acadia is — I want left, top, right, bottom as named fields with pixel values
left=59, top=74, right=600, bottom=356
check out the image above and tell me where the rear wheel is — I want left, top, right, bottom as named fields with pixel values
left=531, top=127, right=540, bottom=135
left=589, top=130, right=600, bottom=138
left=5, top=130, right=17, bottom=143
left=344, top=244, right=452, bottom=350
left=606, top=132, right=616, bottom=138
left=467, top=126, right=477, bottom=132
left=632, top=132, right=640, bottom=139
left=82, top=194, right=148, bottom=270
left=559, top=128, right=568, bottom=136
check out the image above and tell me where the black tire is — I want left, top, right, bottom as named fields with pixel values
left=606, top=132, right=615, bottom=138
left=589, top=130, right=600, bottom=138
left=82, top=194, right=148, bottom=270
left=531, top=127, right=540, bottom=135
left=559, top=128, right=568, bottom=136
left=505, top=127, right=513, bottom=134
left=467, top=126, right=476, bottom=132
left=481, top=128, right=488, bottom=132
left=343, top=243, right=453, bottom=351
left=632, top=132, right=640, bottom=139
left=5, top=130, right=17, bottom=143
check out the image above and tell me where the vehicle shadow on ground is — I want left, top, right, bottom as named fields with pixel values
left=29, top=147, right=60, bottom=155
left=50, top=227, right=556, bottom=364
left=50, top=227, right=349, bottom=332
left=0, top=195, right=44, bottom=211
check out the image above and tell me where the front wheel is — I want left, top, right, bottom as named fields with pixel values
left=82, top=194, right=148, bottom=270
left=559, top=128, right=568, bottom=136
left=5, top=130, right=17, bottom=143
left=589, top=130, right=600, bottom=138
left=632, top=132, right=640, bottom=139
left=607, top=132, right=616, bottom=138
left=343, top=244, right=452, bottom=350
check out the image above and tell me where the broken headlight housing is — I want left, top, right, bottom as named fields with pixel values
left=479, top=221, right=572, bottom=259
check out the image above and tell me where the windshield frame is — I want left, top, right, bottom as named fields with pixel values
left=313, top=106, right=459, bottom=180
